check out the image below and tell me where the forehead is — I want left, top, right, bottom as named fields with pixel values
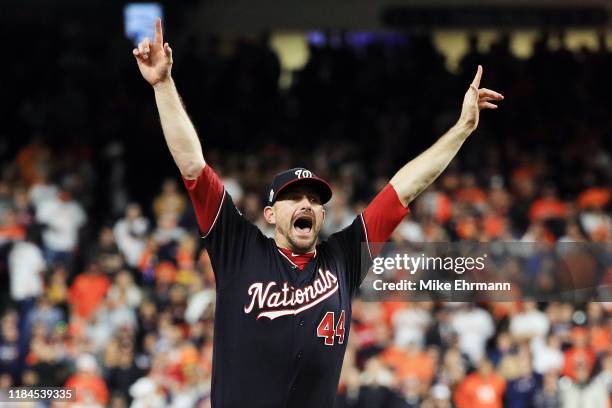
left=276, top=184, right=321, bottom=200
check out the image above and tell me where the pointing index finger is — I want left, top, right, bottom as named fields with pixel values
left=471, top=65, right=483, bottom=88
left=154, top=18, right=163, bottom=45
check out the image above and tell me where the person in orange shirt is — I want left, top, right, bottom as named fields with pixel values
left=455, top=173, right=487, bottom=207
left=64, top=354, right=109, bottom=405
left=528, top=185, right=567, bottom=222
left=562, top=327, right=596, bottom=380
left=454, top=358, right=506, bottom=408
left=0, top=209, right=26, bottom=241
left=577, top=187, right=610, bottom=210
left=16, top=141, right=51, bottom=186
left=381, top=341, right=435, bottom=390
left=68, top=262, right=111, bottom=319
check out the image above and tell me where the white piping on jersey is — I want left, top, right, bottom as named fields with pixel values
left=202, top=189, right=227, bottom=239
left=277, top=249, right=299, bottom=268
left=359, top=213, right=373, bottom=260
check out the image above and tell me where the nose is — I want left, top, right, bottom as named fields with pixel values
left=297, top=195, right=312, bottom=210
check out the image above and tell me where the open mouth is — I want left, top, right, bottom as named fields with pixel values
left=293, top=214, right=314, bottom=235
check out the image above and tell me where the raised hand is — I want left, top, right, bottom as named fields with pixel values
left=458, top=65, right=504, bottom=132
left=133, top=18, right=173, bottom=86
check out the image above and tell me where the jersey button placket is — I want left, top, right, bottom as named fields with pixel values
left=297, top=319, right=304, bottom=360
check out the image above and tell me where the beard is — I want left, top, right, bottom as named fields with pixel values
left=287, top=233, right=317, bottom=253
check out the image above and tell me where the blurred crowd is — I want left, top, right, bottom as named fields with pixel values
left=0, top=16, right=611, bottom=408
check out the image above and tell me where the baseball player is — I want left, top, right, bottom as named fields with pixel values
left=133, top=19, right=503, bottom=408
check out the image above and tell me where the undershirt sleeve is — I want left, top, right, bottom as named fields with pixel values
left=182, top=164, right=225, bottom=237
left=362, top=184, right=410, bottom=256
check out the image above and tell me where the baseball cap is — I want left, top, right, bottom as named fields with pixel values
left=268, top=168, right=332, bottom=205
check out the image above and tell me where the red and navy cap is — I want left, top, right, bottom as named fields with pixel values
left=268, top=168, right=332, bottom=205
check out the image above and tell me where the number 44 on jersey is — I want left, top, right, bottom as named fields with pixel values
left=317, top=310, right=345, bottom=346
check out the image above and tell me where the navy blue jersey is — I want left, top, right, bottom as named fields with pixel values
left=183, top=165, right=409, bottom=408
left=206, top=192, right=369, bottom=407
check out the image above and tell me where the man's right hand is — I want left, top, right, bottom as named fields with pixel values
left=133, top=18, right=173, bottom=86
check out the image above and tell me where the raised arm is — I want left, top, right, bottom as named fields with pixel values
left=133, top=18, right=205, bottom=179
left=390, top=66, right=503, bottom=205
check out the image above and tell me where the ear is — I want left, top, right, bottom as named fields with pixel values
left=321, top=208, right=326, bottom=223
left=263, top=206, right=275, bottom=225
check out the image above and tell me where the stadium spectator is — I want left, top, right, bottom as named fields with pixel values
left=28, top=173, right=59, bottom=211
left=0, top=311, right=21, bottom=383
left=322, top=189, right=356, bottom=237
left=153, top=213, right=187, bottom=260
left=106, top=346, right=144, bottom=403
left=439, top=347, right=467, bottom=388
left=390, top=303, right=432, bottom=348
left=529, top=185, right=567, bottom=222
left=509, top=301, right=550, bottom=342
left=381, top=341, right=435, bottom=388
left=561, top=327, right=597, bottom=380
left=534, top=371, right=561, bottom=408
left=46, top=264, right=70, bottom=311
left=454, top=358, right=506, bottom=408
left=25, top=296, right=63, bottom=337
left=153, top=179, right=187, bottom=220
left=594, top=352, right=612, bottom=406
left=532, top=334, right=565, bottom=375
left=0, top=182, right=13, bottom=222
left=8, top=232, right=45, bottom=304
left=561, top=362, right=608, bottom=407
left=107, top=270, right=143, bottom=311
left=450, top=304, right=495, bottom=364
left=113, top=203, right=150, bottom=268
left=420, top=383, right=452, bottom=408
left=503, top=352, right=539, bottom=407
left=65, top=353, right=109, bottom=405
left=12, top=187, right=35, bottom=229
left=90, top=226, right=124, bottom=275
left=128, top=376, right=167, bottom=408
left=0, top=210, right=26, bottom=244
left=35, top=188, right=87, bottom=266
left=69, top=262, right=111, bottom=320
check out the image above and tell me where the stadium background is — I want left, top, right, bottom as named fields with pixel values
left=0, top=0, right=610, bottom=407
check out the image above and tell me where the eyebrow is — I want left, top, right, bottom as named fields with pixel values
left=278, top=190, right=321, bottom=201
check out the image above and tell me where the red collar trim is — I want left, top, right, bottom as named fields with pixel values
left=277, top=247, right=316, bottom=270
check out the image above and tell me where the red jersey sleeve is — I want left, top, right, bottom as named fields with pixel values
left=324, top=184, right=409, bottom=293
left=184, top=165, right=262, bottom=287
left=182, top=164, right=225, bottom=236
left=362, top=184, right=410, bottom=255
